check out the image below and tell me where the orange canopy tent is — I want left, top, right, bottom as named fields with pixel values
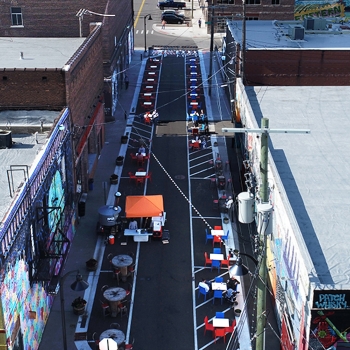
left=125, top=195, right=164, bottom=218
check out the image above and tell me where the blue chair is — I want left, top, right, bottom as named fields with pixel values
left=198, top=285, right=209, bottom=301
left=216, top=311, right=225, bottom=318
left=221, top=230, right=229, bottom=241
left=205, top=229, right=213, bottom=244
left=211, top=260, right=220, bottom=272
left=215, top=277, right=223, bottom=283
left=213, top=248, right=221, bottom=254
left=213, top=290, right=223, bottom=304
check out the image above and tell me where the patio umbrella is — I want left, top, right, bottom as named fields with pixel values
left=99, top=338, right=118, bottom=350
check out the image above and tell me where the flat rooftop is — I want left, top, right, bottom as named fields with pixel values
left=246, top=85, right=350, bottom=287
left=0, top=110, right=60, bottom=222
left=0, top=37, right=85, bottom=68
left=227, top=19, right=350, bottom=49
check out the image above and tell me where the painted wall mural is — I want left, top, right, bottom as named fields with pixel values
left=0, top=256, right=52, bottom=350
left=309, top=290, right=350, bottom=349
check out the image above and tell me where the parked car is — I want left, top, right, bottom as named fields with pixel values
left=161, top=13, right=185, bottom=24
left=157, top=0, right=186, bottom=10
left=162, top=9, right=185, bottom=19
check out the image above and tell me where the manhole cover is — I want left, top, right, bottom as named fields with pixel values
left=174, top=175, right=186, bottom=180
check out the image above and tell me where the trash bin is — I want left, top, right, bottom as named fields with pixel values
left=88, top=178, right=94, bottom=191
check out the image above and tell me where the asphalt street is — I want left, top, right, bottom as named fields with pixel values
left=39, top=44, right=281, bottom=350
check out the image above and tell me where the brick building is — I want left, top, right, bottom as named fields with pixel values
left=222, top=19, right=350, bottom=118
left=200, top=0, right=295, bottom=33
left=0, top=0, right=134, bottom=116
left=0, top=25, right=105, bottom=350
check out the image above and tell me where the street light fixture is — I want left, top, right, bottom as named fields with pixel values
left=144, top=14, right=153, bottom=54
left=76, top=9, right=115, bottom=38
left=59, top=270, right=89, bottom=350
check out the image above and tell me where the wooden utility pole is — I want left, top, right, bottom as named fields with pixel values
left=223, top=120, right=310, bottom=349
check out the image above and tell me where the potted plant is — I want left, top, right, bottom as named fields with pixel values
left=85, top=258, right=98, bottom=271
left=71, top=297, right=87, bottom=315
left=116, top=156, right=124, bottom=166
left=110, top=174, right=119, bottom=184
left=223, top=217, right=230, bottom=224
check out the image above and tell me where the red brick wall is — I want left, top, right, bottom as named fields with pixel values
left=245, top=50, right=350, bottom=85
left=0, top=0, right=133, bottom=74
left=65, top=28, right=104, bottom=148
left=0, top=69, right=65, bottom=109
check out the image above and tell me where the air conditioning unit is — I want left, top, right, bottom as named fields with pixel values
left=289, top=25, right=305, bottom=40
left=304, top=17, right=327, bottom=30
left=0, top=130, right=12, bottom=149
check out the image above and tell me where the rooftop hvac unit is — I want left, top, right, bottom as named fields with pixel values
left=304, top=17, right=327, bottom=30
left=289, top=25, right=305, bottom=40
left=0, top=130, right=12, bottom=149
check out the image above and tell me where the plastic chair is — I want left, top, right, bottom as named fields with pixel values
left=214, top=327, right=227, bottom=343
left=144, top=116, right=151, bottom=125
left=213, top=248, right=221, bottom=254
left=110, top=322, right=121, bottom=329
left=192, top=141, right=200, bottom=150
left=137, top=154, right=144, bottom=166
left=211, top=260, right=220, bottom=272
left=128, top=264, right=136, bottom=279
left=119, top=301, right=128, bottom=319
left=145, top=171, right=152, bottom=182
left=225, top=319, right=236, bottom=334
left=107, top=254, right=114, bottom=270
left=92, top=332, right=100, bottom=349
left=99, top=299, right=110, bottom=318
left=113, top=268, right=121, bottom=285
left=213, top=290, right=223, bottom=304
left=204, top=252, right=212, bottom=267
left=215, top=277, right=223, bottom=283
left=216, top=312, right=225, bottom=318
left=124, top=338, right=135, bottom=350
left=128, top=172, right=137, bottom=183
left=130, top=153, right=138, bottom=163
left=204, top=316, right=214, bottom=336
left=198, top=285, right=209, bottom=301
left=221, top=254, right=231, bottom=269
left=205, top=228, right=213, bottom=244
left=213, top=235, right=222, bottom=247
left=125, top=283, right=133, bottom=297
left=221, top=230, right=229, bottom=241
left=101, top=285, right=109, bottom=293
left=214, top=225, right=222, bottom=230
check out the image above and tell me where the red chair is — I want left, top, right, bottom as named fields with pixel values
left=137, top=154, right=145, bottom=166
left=192, top=141, right=200, bottom=150
left=128, top=172, right=137, bottom=183
left=136, top=177, right=145, bottom=186
left=225, top=319, right=236, bottom=335
left=130, top=153, right=138, bottom=163
left=213, top=235, right=222, bottom=247
left=204, top=252, right=212, bottom=266
left=221, top=253, right=231, bottom=269
left=204, top=316, right=214, bottom=336
left=144, top=116, right=151, bottom=125
left=214, top=225, right=222, bottom=230
left=145, top=171, right=152, bottom=182
left=214, top=327, right=227, bottom=343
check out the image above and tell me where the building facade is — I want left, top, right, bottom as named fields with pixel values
left=0, top=0, right=134, bottom=117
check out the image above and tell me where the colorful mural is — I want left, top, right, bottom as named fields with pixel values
left=310, top=290, right=350, bottom=349
left=0, top=256, right=52, bottom=350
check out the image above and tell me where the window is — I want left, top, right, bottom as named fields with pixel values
left=246, top=0, right=260, bottom=4
left=11, top=7, right=23, bottom=26
left=272, top=0, right=280, bottom=4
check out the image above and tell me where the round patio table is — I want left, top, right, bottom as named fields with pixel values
left=99, top=329, right=125, bottom=345
left=103, top=287, right=127, bottom=317
left=112, top=254, right=133, bottom=281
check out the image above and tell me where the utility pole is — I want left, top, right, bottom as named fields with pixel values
left=241, top=0, right=246, bottom=79
left=208, top=1, right=215, bottom=96
left=223, top=121, right=310, bottom=350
